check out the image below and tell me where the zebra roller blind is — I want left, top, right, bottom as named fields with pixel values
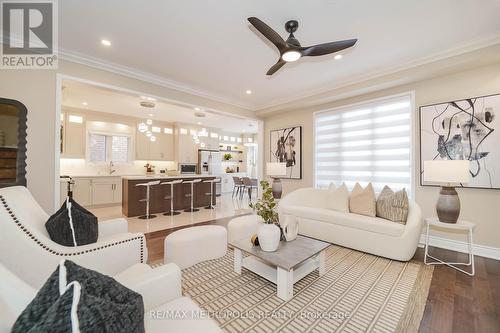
left=314, top=94, right=413, bottom=194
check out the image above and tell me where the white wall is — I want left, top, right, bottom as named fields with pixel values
left=264, top=61, right=500, bottom=249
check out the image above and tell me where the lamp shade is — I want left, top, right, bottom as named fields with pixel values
left=267, top=162, right=287, bottom=177
left=424, top=160, right=470, bottom=184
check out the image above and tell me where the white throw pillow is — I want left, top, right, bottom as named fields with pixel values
left=327, top=183, right=349, bottom=212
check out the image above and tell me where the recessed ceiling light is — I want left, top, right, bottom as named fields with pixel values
left=194, top=107, right=201, bottom=111
left=197, top=122, right=202, bottom=125
left=82, top=102, right=88, bottom=106
left=101, top=39, right=111, bottom=46
left=148, top=113, right=153, bottom=117
left=334, top=54, right=343, bottom=60
left=246, top=90, right=252, bottom=95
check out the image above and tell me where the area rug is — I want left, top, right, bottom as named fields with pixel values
left=181, top=245, right=433, bottom=333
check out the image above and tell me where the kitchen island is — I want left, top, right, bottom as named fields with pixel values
left=122, top=175, right=217, bottom=217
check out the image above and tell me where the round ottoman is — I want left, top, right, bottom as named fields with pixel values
left=227, top=215, right=262, bottom=244
left=164, top=225, right=227, bottom=269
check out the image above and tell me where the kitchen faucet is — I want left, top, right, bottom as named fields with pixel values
left=109, top=161, right=116, bottom=175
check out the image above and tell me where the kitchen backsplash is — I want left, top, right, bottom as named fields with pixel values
left=60, top=158, right=177, bottom=176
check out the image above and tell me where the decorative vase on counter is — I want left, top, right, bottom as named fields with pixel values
left=257, top=223, right=281, bottom=252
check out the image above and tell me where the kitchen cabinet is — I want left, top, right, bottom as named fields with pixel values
left=136, top=129, right=174, bottom=161
left=61, top=113, right=86, bottom=158
left=175, top=131, right=198, bottom=163
left=60, top=177, right=121, bottom=207
left=73, top=178, right=92, bottom=206
left=135, top=129, right=151, bottom=160
left=91, top=177, right=122, bottom=205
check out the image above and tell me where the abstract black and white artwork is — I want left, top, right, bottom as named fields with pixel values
left=420, top=94, right=499, bottom=189
left=270, top=126, right=302, bottom=179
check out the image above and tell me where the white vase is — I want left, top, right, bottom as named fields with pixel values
left=280, top=215, right=299, bottom=242
left=258, top=223, right=281, bottom=252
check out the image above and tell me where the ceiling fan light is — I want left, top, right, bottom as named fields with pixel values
left=282, top=50, right=301, bottom=62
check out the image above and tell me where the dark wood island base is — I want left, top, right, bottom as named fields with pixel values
left=122, top=175, right=217, bottom=217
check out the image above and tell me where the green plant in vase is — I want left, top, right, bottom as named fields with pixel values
left=223, top=153, right=232, bottom=161
left=249, top=180, right=278, bottom=224
left=249, top=180, right=280, bottom=251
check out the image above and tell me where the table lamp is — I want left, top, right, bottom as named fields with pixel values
left=423, top=160, right=470, bottom=223
left=266, top=162, right=287, bottom=199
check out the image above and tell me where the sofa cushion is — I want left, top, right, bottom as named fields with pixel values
left=349, top=183, right=376, bottom=217
left=376, top=186, right=409, bottom=224
left=281, top=205, right=405, bottom=237
left=326, top=183, right=349, bottom=213
left=146, top=296, right=222, bottom=333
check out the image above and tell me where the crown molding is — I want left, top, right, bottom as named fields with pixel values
left=58, top=48, right=256, bottom=111
left=255, top=33, right=500, bottom=114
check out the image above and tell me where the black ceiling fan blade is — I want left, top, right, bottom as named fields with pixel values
left=300, top=38, right=357, bottom=57
left=248, top=17, right=288, bottom=52
left=266, top=59, right=286, bottom=75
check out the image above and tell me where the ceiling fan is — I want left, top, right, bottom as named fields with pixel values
left=248, top=17, right=358, bottom=75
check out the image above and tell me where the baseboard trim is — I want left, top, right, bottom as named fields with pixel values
left=418, top=234, right=500, bottom=261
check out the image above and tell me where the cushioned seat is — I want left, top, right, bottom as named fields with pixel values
left=164, top=225, right=227, bottom=269
left=283, top=206, right=405, bottom=237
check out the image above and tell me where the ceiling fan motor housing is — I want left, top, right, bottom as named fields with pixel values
left=285, top=20, right=299, bottom=34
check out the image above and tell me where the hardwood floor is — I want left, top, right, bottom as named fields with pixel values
left=145, top=217, right=500, bottom=333
left=416, top=247, right=500, bottom=333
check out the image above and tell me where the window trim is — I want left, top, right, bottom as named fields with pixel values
left=86, top=130, right=133, bottom=165
left=313, top=91, right=415, bottom=199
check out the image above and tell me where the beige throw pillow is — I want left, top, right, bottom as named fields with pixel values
left=349, top=183, right=376, bottom=217
left=376, top=186, right=409, bottom=224
left=327, top=183, right=349, bottom=212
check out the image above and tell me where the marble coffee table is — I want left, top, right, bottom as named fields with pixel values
left=230, top=235, right=330, bottom=301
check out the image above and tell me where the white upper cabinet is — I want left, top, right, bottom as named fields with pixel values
left=61, top=113, right=85, bottom=158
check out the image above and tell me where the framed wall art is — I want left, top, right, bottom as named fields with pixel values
left=420, top=93, right=499, bottom=189
left=270, top=126, right=302, bottom=179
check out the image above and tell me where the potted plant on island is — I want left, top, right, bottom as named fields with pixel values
left=249, top=180, right=281, bottom=252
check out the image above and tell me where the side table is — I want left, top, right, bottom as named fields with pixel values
left=424, top=217, right=475, bottom=276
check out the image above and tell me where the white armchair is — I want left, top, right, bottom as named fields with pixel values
left=0, top=186, right=147, bottom=289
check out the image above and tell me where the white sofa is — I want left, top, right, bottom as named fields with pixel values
left=278, top=188, right=422, bottom=261
left=0, top=186, right=147, bottom=289
left=0, top=262, right=222, bottom=333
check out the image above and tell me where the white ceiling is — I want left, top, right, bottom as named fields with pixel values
left=61, top=80, right=259, bottom=133
left=59, top=0, right=500, bottom=110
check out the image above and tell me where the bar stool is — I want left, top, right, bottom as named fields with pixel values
left=183, top=178, right=202, bottom=212
left=161, top=179, right=183, bottom=216
left=203, top=178, right=221, bottom=209
left=136, top=180, right=161, bottom=219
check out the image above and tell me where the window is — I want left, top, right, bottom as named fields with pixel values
left=314, top=94, right=413, bottom=194
left=88, top=133, right=130, bottom=163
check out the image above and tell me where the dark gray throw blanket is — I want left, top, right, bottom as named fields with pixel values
left=12, top=260, right=145, bottom=333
